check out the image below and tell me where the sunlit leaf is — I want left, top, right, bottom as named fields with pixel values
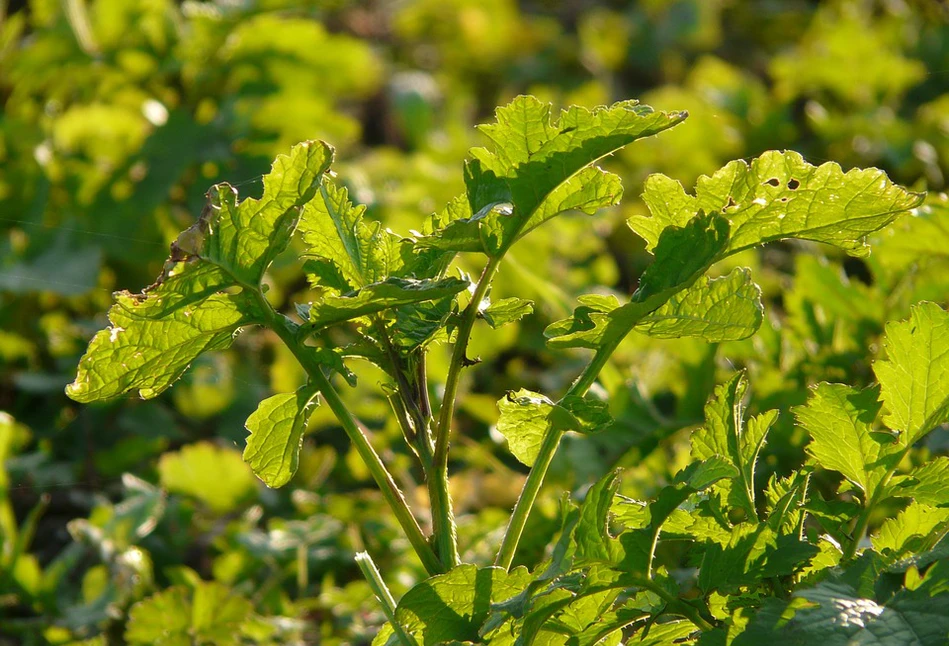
left=243, top=385, right=320, bottom=488
left=794, top=383, right=897, bottom=499
left=629, top=150, right=924, bottom=257
left=874, top=302, right=949, bottom=445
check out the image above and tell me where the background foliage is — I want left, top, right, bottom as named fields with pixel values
left=1, top=0, right=947, bottom=644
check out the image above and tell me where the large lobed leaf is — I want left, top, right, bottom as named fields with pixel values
left=67, top=273, right=262, bottom=402
left=547, top=151, right=922, bottom=353
left=67, top=141, right=333, bottom=403
left=629, top=150, right=924, bottom=257
left=417, top=95, right=687, bottom=256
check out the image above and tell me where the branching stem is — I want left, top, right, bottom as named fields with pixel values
left=431, top=255, right=502, bottom=568
left=496, top=333, right=623, bottom=569
left=256, top=292, right=443, bottom=575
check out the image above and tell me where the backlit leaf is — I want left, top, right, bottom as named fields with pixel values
left=629, top=150, right=924, bottom=257
left=419, top=96, right=687, bottom=255
left=874, top=302, right=949, bottom=445
left=243, top=385, right=320, bottom=488
left=794, top=383, right=896, bottom=499
left=635, top=268, right=763, bottom=341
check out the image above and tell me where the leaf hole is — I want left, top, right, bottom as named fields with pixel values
left=765, top=177, right=780, bottom=187
left=722, top=196, right=737, bottom=212
left=787, top=178, right=800, bottom=190
left=779, top=197, right=789, bottom=203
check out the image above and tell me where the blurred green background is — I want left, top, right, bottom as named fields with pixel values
left=1, top=0, right=948, bottom=643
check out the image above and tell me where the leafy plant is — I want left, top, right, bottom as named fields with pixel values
left=65, top=94, right=948, bottom=645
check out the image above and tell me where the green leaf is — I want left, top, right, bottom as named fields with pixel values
left=691, top=373, right=774, bottom=521
left=889, top=457, right=949, bottom=507
left=872, top=502, right=949, bottom=563
left=496, top=390, right=611, bottom=467
left=299, top=180, right=403, bottom=291
left=629, top=150, right=924, bottom=257
left=196, top=141, right=333, bottom=286
left=734, top=582, right=949, bottom=646
left=158, top=442, right=256, bottom=514
left=67, top=141, right=332, bottom=403
left=634, top=267, right=763, bottom=341
left=392, top=297, right=457, bottom=348
left=299, top=277, right=468, bottom=333
left=67, top=266, right=262, bottom=402
left=633, top=621, right=698, bottom=646
left=479, top=297, right=534, bottom=328
left=380, top=565, right=532, bottom=646
left=125, top=582, right=254, bottom=646
left=873, top=302, right=949, bottom=445
left=633, top=211, right=730, bottom=304
left=243, top=385, right=320, bottom=488
left=793, top=383, right=897, bottom=499
left=574, top=471, right=621, bottom=564
left=419, top=96, right=686, bottom=255
left=764, top=473, right=808, bottom=535
left=698, top=524, right=818, bottom=594
left=618, top=461, right=732, bottom=573
left=545, top=212, right=729, bottom=350
left=496, top=390, right=557, bottom=468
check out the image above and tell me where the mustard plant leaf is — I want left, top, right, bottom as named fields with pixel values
left=691, top=373, right=775, bottom=520
left=545, top=212, right=729, bottom=350
left=634, top=267, right=763, bottom=341
left=299, top=180, right=403, bottom=291
left=199, top=141, right=333, bottom=286
left=243, top=385, right=320, bottom=488
left=67, top=266, right=262, bottom=402
left=420, top=96, right=687, bottom=255
left=888, top=457, right=949, bottom=507
left=496, top=389, right=611, bottom=467
left=629, top=150, right=924, bottom=257
left=794, top=383, right=897, bottom=499
left=299, top=277, right=468, bottom=333
left=872, top=501, right=949, bottom=563
left=874, top=301, right=949, bottom=445
left=479, top=297, right=534, bottom=328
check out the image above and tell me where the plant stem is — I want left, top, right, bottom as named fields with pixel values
left=496, top=336, right=621, bottom=569
left=256, top=293, right=442, bottom=575
left=842, top=448, right=907, bottom=562
left=355, top=551, right=419, bottom=646
left=431, top=256, right=502, bottom=568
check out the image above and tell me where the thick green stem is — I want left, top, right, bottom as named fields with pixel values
left=355, top=551, right=419, bottom=646
left=431, top=256, right=502, bottom=567
left=257, top=294, right=442, bottom=575
left=496, top=335, right=623, bottom=569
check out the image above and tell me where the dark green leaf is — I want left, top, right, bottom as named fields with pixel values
left=300, top=277, right=468, bottom=333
